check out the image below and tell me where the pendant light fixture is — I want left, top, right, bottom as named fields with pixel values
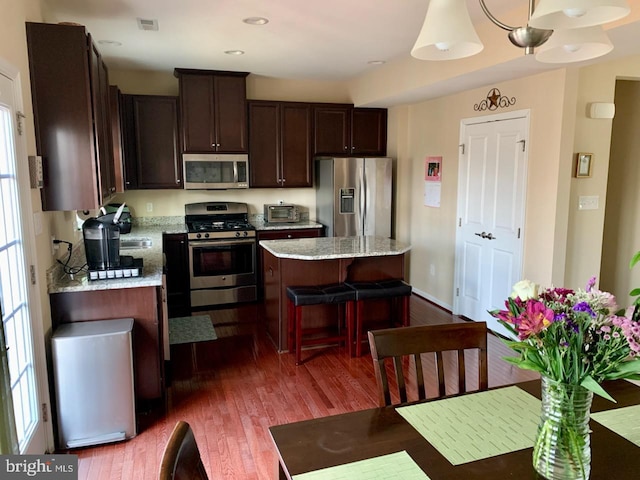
left=411, top=0, right=630, bottom=63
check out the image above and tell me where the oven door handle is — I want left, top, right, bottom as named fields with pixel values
left=189, top=238, right=256, bottom=248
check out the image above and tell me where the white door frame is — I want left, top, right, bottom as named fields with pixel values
left=0, top=57, right=54, bottom=453
left=453, top=109, right=530, bottom=327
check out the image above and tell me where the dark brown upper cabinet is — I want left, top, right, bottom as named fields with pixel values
left=121, top=95, right=181, bottom=189
left=174, top=69, right=249, bottom=154
left=313, top=104, right=387, bottom=157
left=248, top=101, right=313, bottom=188
left=26, top=22, right=114, bottom=211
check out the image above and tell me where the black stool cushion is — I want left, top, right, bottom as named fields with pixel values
left=287, top=283, right=356, bottom=306
left=345, top=279, right=412, bottom=301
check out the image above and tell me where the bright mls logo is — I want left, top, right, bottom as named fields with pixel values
left=1, top=455, right=77, bottom=479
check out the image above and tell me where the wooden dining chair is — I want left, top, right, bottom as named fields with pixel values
left=159, top=421, right=209, bottom=480
left=367, top=322, right=488, bottom=406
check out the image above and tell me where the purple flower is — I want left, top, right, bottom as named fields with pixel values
left=573, top=301, right=595, bottom=317
left=586, top=276, right=597, bottom=292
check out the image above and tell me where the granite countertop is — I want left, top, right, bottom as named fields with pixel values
left=259, top=236, right=411, bottom=260
left=251, top=219, right=324, bottom=231
left=47, top=219, right=187, bottom=294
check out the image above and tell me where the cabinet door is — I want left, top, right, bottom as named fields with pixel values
left=94, top=50, right=115, bottom=199
left=352, top=108, right=387, bottom=156
left=249, top=101, right=280, bottom=187
left=109, top=86, right=125, bottom=193
left=163, top=233, right=191, bottom=317
left=281, top=103, right=313, bottom=187
left=213, top=75, right=248, bottom=153
left=26, top=22, right=101, bottom=211
left=313, top=104, right=351, bottom=156
left=179, top=74, right=216, bottom=153
left=131, top=96, right=181, bottom=189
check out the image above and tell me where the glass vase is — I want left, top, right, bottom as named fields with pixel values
left=533, top=375, right=594, bottom=480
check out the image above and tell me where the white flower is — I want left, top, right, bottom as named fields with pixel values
left=511, top=280, right=539, bottom=301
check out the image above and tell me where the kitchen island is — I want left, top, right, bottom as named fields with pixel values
left=259, top=236, right=410, bottom=352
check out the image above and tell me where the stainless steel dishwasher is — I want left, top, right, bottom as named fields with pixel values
left=51, top=318, right=136, bottom=449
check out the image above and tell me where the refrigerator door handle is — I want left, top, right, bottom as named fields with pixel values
left=359, top=164, right=366, bottom=235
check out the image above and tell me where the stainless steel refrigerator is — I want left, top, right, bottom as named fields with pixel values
left=315, top=157, right=393, bottom=237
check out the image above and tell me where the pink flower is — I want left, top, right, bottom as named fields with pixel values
left=516, top=300, right=555, bottom=340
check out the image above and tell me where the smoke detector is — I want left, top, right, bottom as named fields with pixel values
left=137, top=18, right=159, bottom=31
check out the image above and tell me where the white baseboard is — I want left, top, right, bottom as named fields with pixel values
left=411, top=287, right=453, bottom=312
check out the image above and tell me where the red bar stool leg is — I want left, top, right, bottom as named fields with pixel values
left=402, top=295, right=410, bottom=327
left=346, top=301, right=355, bottom=357
left=287, top=299, right=295, bottom=353
left=356, top=300, right=364, bottom=357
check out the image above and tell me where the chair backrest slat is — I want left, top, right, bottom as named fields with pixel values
left=159, top=421, right=209, bottom=480
left=368, top=322, right=489, bottom=406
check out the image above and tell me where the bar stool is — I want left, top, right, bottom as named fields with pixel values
left=286, top=284, right=356, bottom=365
left=345, top=279, right=412, bottom=357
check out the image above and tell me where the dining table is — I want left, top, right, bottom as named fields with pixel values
left=269, top=379, right=640, bottom=479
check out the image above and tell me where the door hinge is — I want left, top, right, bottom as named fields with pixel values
left=517, top=139, right=526, bottom=152
left=517, top=228, right=521, bottom=239
left=459, top=144, right=465, bottom=155
left=41, top=403, right=48, bottom=422
left=456, top=287, right=459, bottom=297
left=16, top=111, right=26, bottom=136
left=30, top=265, right=37, bottom=285
left=458, top=218, right=462, bottom=227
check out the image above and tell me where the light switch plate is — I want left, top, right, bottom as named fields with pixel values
left=578, top=195, right=599, bottom=210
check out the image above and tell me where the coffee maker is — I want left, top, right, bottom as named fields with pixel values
left=83, top=217, right=121, bottom=270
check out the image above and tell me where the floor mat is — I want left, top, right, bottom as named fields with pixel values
left=169, top=315, right=217, bottom=345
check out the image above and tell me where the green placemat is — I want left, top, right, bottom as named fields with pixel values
left=169, top=315, right=217, bottom=345
left=292, top=451, right=430, bottom=480
left=397, top=386, right=541, bottom=466
left=592, top=404, right=640, bottom=447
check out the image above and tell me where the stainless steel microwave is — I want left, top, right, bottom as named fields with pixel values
left=264, top=204, right=300, bottom=223
left=183, top=154, right=249, bottom=189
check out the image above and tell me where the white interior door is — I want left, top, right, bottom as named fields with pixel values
left=0, top=68, right=51, bottom=453
left=454, top=111, right=529, bottom=336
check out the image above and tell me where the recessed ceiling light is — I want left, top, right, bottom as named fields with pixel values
left=243, top=17, right=269, bottom=25
left=225, top=50, right=245, bottom=56
left=98, top=40, right=122, bottom=47
left=368, top=60, right=386, bottom=65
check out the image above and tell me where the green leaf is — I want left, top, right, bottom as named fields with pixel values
left=581, top=376, right=616, bottom=402
left=630, top=250, right=640, bottom=269
left=630, top=288, right=640, bottom=296
left=604, top=359, right=640, bottom=379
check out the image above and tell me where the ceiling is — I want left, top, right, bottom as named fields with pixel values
left=40, top=0, right=640, bottom=104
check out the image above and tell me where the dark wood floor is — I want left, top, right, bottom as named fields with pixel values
left=73, top=295, right=538, bottom=479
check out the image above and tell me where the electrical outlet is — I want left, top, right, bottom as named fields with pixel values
left=578, top=195, right=599, bottom=210
left=146, top=202, right=153, bottom=212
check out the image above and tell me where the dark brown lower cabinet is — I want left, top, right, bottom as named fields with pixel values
left=49, top=286, right=164, bottom=405
left=163, top=233, right=191, bottom=317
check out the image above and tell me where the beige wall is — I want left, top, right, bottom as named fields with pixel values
left=394, top=69, right=577, bottom=308
left=566, top=55, right=640, bottom=299
left=601, top=79, right=640, bottom=305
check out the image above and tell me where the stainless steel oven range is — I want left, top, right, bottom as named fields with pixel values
left=185, top=202, right=257, bottom=308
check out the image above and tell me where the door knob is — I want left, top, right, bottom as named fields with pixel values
left=485, top=233, right=496, bottom=240
left=474, top=232, right=487, bottom=238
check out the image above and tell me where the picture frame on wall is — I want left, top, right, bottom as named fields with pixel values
left=576, top=152, right=593, bottom=178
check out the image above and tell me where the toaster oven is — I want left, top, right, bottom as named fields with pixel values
left=264, top=204, right=300, bottom=223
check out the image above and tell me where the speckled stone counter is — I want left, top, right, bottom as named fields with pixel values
left=259, top=235, right=410, bottom=260
left=251, top=219, right=324, bottom=231
left=47, top=221, right=187, bottom=294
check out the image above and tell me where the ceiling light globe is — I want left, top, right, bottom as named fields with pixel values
left=435, top=42, right=451, bottom=52
left=563, top=44, right=582, bottom=53
left=562, top=8, right=587, bottom=18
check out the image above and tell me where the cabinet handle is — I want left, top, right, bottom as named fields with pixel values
left=281, top=178, right=285, bottom=183
left=344, top=146, right=348, bottom=150
left=126, top=181, right=130, bottom=185
left=176, top=179, right=181, bottom=184
left=351, top=146, right=355, bottom=150
left=287, top=234, right=292, bottom=239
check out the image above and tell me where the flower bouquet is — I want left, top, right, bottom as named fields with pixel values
left=490, top=277, right=640, bottom=480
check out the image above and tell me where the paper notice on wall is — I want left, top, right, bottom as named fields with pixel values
left=424, top=182, right=441, bottom=207
left=424, top=156, right=442, bottom=207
